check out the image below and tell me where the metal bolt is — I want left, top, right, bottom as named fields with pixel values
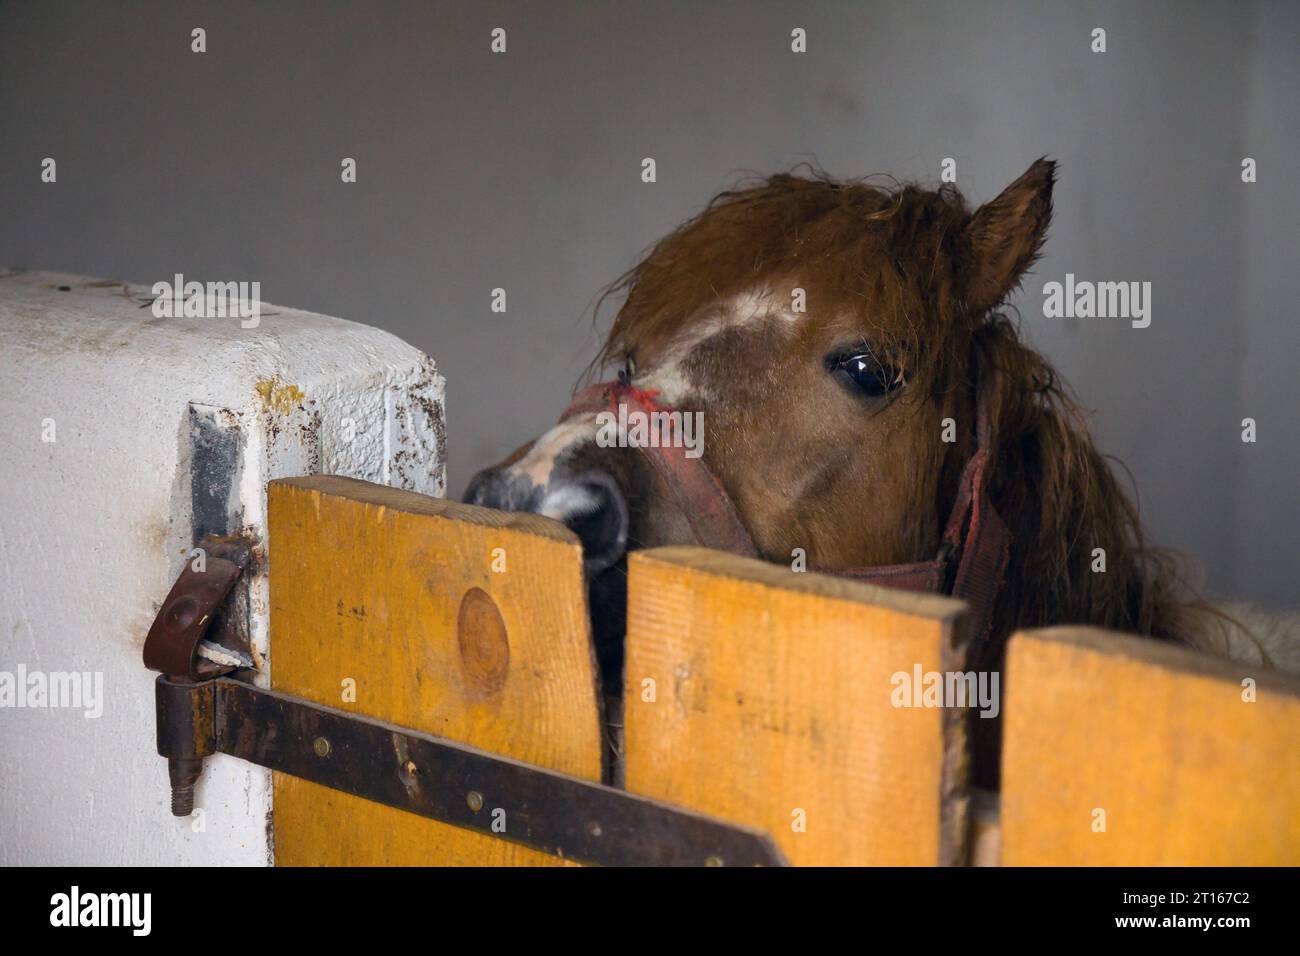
left=398, top=758, right=420, bottom=791
left=589, top=822, right=602, bottom=837
left=167, top=757, right=203, bottom=817
left=705, top=855, right=724, bottom=867
left=313, top=736, right=331, bottom=757
left=466, top=790, right=484, bottom=812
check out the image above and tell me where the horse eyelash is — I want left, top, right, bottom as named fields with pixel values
left=840, top=345, right=908, bottom=387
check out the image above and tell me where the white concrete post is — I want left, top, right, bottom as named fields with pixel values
left=0, top=271, right=446, bottom=865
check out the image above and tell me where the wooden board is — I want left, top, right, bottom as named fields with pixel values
left=622, top=546, right=970, bottom=866
left=268, top=476, right=602, bottom=865
left=1001, top=626, right=1300, bottom=865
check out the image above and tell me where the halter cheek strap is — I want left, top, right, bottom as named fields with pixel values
left=560, top=375, right=1011, bottom=645
left=561, top=378, right=759, bottom=558
left=833, top=394, right=1012, bottom=645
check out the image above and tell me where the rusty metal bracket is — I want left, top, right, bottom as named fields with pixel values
left=143, top=534, right=252, bottom=680
left=154, top=675, right=785, bottom=867
left=144, top=538, right=785, bottom=866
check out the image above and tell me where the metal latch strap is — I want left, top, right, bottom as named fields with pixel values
left=156, top=676, right=784, bottom=867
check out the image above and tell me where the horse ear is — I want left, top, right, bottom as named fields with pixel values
left=962, top=158, right=1056, bottom=315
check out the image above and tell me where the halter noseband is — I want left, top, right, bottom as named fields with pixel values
left=560, top=373, right=1011, bottom=644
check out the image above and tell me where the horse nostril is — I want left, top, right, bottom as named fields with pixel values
left=549, top=471, right=629, bottom=575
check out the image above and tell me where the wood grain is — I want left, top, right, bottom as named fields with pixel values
left=622, top=546, right=969, bottom=866
left=268, top=476, right=601, bottom=865
left=1001, top=626, right=1300, bottom=865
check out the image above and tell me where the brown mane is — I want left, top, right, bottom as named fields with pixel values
left=589, top=169, right=1191, bottom=662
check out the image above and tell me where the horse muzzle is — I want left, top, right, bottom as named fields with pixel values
left=463, top=466, right=630, bottom=575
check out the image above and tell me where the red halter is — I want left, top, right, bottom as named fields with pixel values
left=560, top=373, right=1011, bottom=644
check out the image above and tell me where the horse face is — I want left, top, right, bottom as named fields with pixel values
left=466, top=160, right=1057, bottom=579
left=464, top=289, right=960, bottom=575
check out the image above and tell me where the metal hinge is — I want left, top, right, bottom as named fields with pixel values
left=143, top=533, right=785, bottom=867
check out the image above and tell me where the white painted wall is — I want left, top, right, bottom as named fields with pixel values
left=0, top=271, right=446, bottom=865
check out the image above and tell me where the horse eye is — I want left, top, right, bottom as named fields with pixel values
left=826, top=351, right=903, bottom=398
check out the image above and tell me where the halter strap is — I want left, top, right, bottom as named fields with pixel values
left=832, top=385, right=1012, bottom=646
left=561, top=377, right=759, bottom=558
left=560, top=374, right=1011, bottom=646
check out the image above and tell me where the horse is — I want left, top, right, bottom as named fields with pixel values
left=464, top=159, right=1299, bottom=786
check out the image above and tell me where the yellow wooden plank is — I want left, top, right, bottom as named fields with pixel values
left=267, top=476, right=602, bottom=865
left=1001, top=626, right=1300, bottom=865
left=622, top=546, right=969, bottom=866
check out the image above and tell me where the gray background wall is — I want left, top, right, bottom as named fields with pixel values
left=2, top=0, right=1296, bottom=608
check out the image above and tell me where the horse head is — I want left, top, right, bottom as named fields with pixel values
left=466, top=159, right=1185, bottom=708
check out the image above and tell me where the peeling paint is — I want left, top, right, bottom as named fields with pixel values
left=253, top=377, right=306, bottom=415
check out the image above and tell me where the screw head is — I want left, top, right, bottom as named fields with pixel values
left=466, top=790, right=484, bottom=813
left=398, top=759, right=419, bottom=788
left=313, top=737, right=331, bottom=757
